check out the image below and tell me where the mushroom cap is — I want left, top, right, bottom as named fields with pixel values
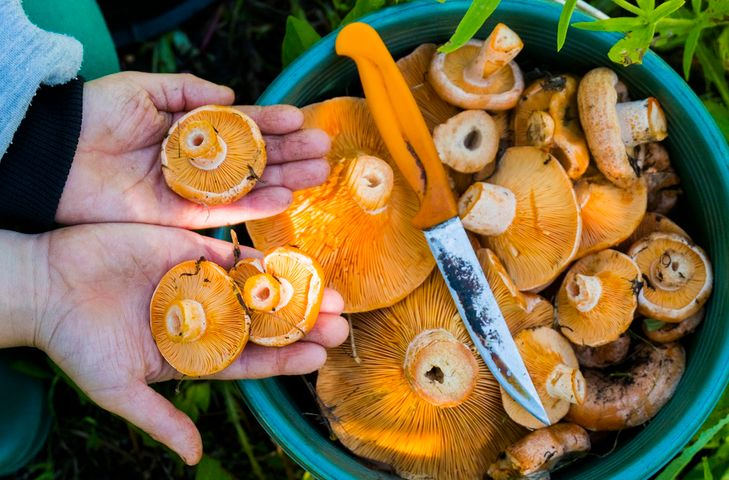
left=429, top=39, right=524, bottom=110
left=514, top=74, right=589, bottom=179
left=316, top=273, right=524, bottom=479
left=161, top=105, right=266, bottom=205
left=557, top=249, right=641, bottom=347
left=477, top=248, right=552, bottom=335
left=577, top=68, right=639, bottom=188
left=150, top=258, right=250, bottom=377
left=642, top=308, right=705, bottom=343
left=480, top=146, right=582, bottom=292
left=628, top=232, right=713, bottom=322
left=618, top=212, right=690, bottom=252
left=640, top=142, right=682, bottom=214
left=488, top=423, right=591, bottom=480
left=574, top=174, right=647, bottom=258
left=246, top=97, right=434, bottom=313
left=573, top=334, right=631, bottom=369
left=566, top=342, right=685, bottom=431
left=502, top=327, right=585, bottom=429
left=230, top=247, right=324, bottom=347
left=396, top=43, right=461, bottom=132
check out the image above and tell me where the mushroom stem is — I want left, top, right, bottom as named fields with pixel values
left=546, top=364, right=586, bottom=404
left=165, top=299, right=207, bottom=343
left=566, top=274, right=602, bottom=313
left=615, top=98, right=667, bottom=147
left=526, top=110, right=555, bottom=148
left=403, top=329, right=479, bottom=408
left=243, top=273, right=282, bottom=312
left=464, top=23, right=524, bottom=83
left=649, top=249, right=695, bottom=291
left=458, top=182, right=517, bottom=236
left=179, top=120, right=229, bottom=170
left=345, top=155, right=395, bottom=214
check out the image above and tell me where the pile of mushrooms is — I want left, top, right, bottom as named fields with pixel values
left=242, top=22, right=715, bottom=480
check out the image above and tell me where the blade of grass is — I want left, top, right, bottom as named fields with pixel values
left=696, top=42, right=729, bottom=108
left=221, top=382, right=265, bottom=480
left=557, top=0, right=578, bottom=51
left=683, top=24, right=704, bottom=79
left=438, top=0, right=501, bottom=53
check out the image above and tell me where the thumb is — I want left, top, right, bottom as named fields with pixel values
left=128, top=72, right=235, bottom=113
left=98, top=381, right=203, bottom=465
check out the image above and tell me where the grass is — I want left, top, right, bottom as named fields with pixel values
left=8, top=0, right=729, bottom=478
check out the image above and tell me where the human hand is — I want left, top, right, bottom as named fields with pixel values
left=56, top=72, right=330, bottom=228
left=28, top=223, right=348, bottom=464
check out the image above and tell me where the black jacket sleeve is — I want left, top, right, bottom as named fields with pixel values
left=0, top=78, right=84, bottom=233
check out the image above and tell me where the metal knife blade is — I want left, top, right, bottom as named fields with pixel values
left=424, top=217, right=551, bottom=426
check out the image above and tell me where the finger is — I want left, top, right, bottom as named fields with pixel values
left=254, top=159, right=330, bottom=191
left=205, top=342, right=327, bottom=380
left=321, top=288, right=345, bottom=314
left=264, top=129, right=331, bottom=164
left=234, top=105, right=304, bottom=134
left=303, top=314, right=350, bottom=348
left=183, top=229, right=261, bottom=266
left=127, top=72, right=235, bottom=112
left=98, top=381, right=203, bottom=465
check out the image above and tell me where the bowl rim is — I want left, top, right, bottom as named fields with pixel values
left=221, top=0, right=729, bottom=478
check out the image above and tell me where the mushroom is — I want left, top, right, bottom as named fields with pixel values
left=618, top=212, right=690, bottom=252
left=396, top=43, right=461, bottom=132
left=573, top=334, right=631, bottom=369
left=316, top=273, right=524, bottom=479
left=502, top=327, right=586, bottom=429
left=628, top=232, right=713, bottom=322
left=477, top=248, right=553, bottom=335
left=574, top=174, right=647, bottom=259
left=577, top=68, right=668, bottom=188
left=149, top=258, right=250, bottom=376
left=566, top=342, right=685, bottom=431
left=161, top=105, right=266, bottom=205
left=556, top=250, right=641, bottom=347
left=513, top=74, right=589, bottom=179
left=470, top=146, right=582, bottom=292
left=642, top=308, right=705, bottom=343
left=639, top=142, right=682, bottom=214
left=459, top=182, right=517, bottom=237
left=429, top=23, right=525, bottom=110
left=433, top=110, right=499, bottom=174
left=229, top=246, right=324, bottom=347
left=474, top=110, right=513, bottom=182
left=488, top=423, right=591, bottom=480
left=246, top=97, right=434, bottom=313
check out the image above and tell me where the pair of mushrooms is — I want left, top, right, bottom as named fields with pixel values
left=149, top=246, right=323, bottom=376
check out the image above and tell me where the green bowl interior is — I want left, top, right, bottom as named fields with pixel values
left=226, top=0, right=729, bottom=478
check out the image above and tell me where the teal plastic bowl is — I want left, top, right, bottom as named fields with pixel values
left=227, top=0, right=729, bottom=478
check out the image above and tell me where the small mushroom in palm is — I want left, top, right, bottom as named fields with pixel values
left=573, top=334, right=631, bottom=369
left=230, top=246, right=324, bottom=347
left=488, top=423, right=591, bottom=480
left=514, top=74, right=589, bottom=179
left=557, top=250, right=641, bottom=347
left=161, top=105, right=266, bottom=205
left=150, top=259, right=250, bottom=377
left=566, top=342, right=685, bottom=431
left=642, top=309, right=705, bottom=343
left=502, top=327, right=586, bottom=429
left=628, top=232, right=713, bottom=322
left=577, top=68, right=668, bottom=188
left=429, top=23, right=525, bottom=110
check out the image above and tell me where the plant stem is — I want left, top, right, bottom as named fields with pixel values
left=221, top=382, right=266, bottom=480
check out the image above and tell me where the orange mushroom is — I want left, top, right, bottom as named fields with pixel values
left=161, top=105, right=266, bottom=205
left=246, top=97, right=434, bottom=312
left=150, top=258, right=250, bottom=376
left=618, top=212, right=690, bottom=252
left=230, top=247, right=324, bottom=347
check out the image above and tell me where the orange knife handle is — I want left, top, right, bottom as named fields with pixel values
left=336, top=22, right=457, bottom=230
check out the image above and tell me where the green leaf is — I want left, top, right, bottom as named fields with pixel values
left=702, top=97, right=729, bottom=142
left=636, top=0, right=655, bottom=11
left=697, top=43, right=729, bottom=108
left=607, top=24, right=656, bottom=65
left=438, top=0, right=502, bottom=53
left=573, top=17, right=646, bottom=32
left=644, top=318, right=666, bottom=331
left=195, top=455, right=235, bottom=480
left=613, top=0, right=646, bottom=16
left=719, top=27, right=729, bottom=72
left=657, top=411, right=729, bottom=480
left=557, top=0, right=579, bottom=51
left=340, top=0, right=386, bottom=26
left=703, top=457, right=714, bottom=480
left=281, top=15, right=322, bottom=67
left=650, top=0, right=686, bottom=22
left=683, top=25, right=703, bottom=79
left=707, top=0, right=729, bottom=17
left=692, top=0, right=702, bottom=14
left=172, top=382, right=211, bottom=422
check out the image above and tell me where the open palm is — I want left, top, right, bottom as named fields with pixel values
left=56, top=72, right=330, bottom=228
left=31, top=223, right=348, bottom=464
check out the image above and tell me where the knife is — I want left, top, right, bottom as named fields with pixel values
left=336, top=22, right=550, bottom=426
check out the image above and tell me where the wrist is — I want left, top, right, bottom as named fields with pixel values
left=0, top=230, right=48, bottom=349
